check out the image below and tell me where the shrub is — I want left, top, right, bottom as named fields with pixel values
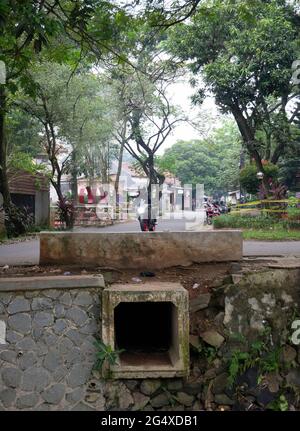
left=213, top=214, right=276, bottom=229
left=4, top=204, right=34, bottom=238
left=287, top=207, right=300, bottom=221
left=213, top=213, right=300, bottom=230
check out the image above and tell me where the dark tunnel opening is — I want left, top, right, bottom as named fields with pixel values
left=114, top=301, right=175, bottom=366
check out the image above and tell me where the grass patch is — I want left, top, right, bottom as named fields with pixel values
left=213, top=213, right=300, bottom=240
left=214, top=213, right=298, bottom=229
left=243, top=229, right=300, bottom=241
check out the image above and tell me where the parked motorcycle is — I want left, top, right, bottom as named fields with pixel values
left=218, top=201, right=230, bottom=214
left=205, top=202, right=221, bottom=225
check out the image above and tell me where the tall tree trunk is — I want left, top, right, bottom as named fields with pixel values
left=71, top=150, right=78, bottom=204
left=232, top=106, right=269, bottom=189
left=114, top=141, right=124, bottom=208
left=147, top=153, right=154, bottom=221
left=0, top=86, right=10, bottom=208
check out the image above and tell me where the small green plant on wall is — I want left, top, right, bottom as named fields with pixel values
left=268, top=394, right=289, bottom=412
left=227, top=339, right=282, bottom=388
left=93, top=339, right=124, bottom=378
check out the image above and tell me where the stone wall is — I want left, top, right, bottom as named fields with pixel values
left=0, top=287, right=102, bottom=410
left=40, top=231, right=243, bottom=269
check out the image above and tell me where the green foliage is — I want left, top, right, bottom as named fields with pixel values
left=4, top=204, right=34, bottom=238
left=202, top=346, right=218, bottom=364
left=287, top=206, right=300, bottom=220
left=288, top=196, right=300, bottom=207
left=7, top=151, right=47, bottom=181
left=214, top=213, right=278, bottom=229
left=6, top=108, right=42, bottom=157
left=158, top=119, right=241, bottom=195
left=260, top=348, right=281, bottom=375
left=93, top=340, right=124, bottom=373
left=191, top=339, right=218, bottom=364
left=167, top=0, right=300, bottom=165
left=228, top=351, right=251, bottom=387
left=227, top=340, right=281, bottom=387
left=214, top=211, right=300, bottom=231
left=268, top=394, right=289, bottom=412
left=17, top=61, right=120, bottom=186
left=240, top=163, right=279, bottom=195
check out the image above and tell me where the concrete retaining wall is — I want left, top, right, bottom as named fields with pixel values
left=40, top=231, right=242, bottom=269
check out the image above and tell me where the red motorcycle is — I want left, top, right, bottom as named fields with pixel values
left=205, top=202, right=221, bottom=225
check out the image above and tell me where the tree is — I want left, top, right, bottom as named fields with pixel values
left=0, top=0, right=133, bottom=233
left=17, top=62, right=118, bottom=227
left=240, top=162, right=279, bottom=195
left=158, top=119, right=241, bottom=196
left=168, top=0, right=300, bottom=178
left=105, top=24, right=185, bottom=218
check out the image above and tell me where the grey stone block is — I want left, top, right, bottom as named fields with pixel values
left=16, top=337, right=36, bottom=351
left=66, top=387, right=85, bottom=403
left=65, top=308, right=88, bottom=326
left=74, top=292, right=94, bottom=307
left=8, top=313, right=31, bottom=335
left=41, top=383, right=65, bottom=404
left=57, top=337, right=74, bottom=355
left=7, top=297, right=30, bottom=314
left=16, top=393, right=39, bottom=409
left=150, top=393, right=170, bottom=408
left=33, top=312, right=54, bottom=327
left=53, top=319, right=68, bottom=335
left=32, top=298, right=53, bottom=311
left=79, top=320, right=98, bottom=335
left=19, top=351, right=37, bottom=370
left=67, top=364, right=91, bottom=388
left=43, top=332, right=58, bottom=346
left=2, top=366, right=22, bottom=388
left=65, top=329, right=85, bottom=346
left=0, top=293, right=12, bottom=305
left=60, top=293, right=72, bottom=307
left=54, top=304, right=65, bottom=318
left=53, top=365, right=68, bottom=382
left=6, top=330, right=23, bottom=344
left=65, top=347, right=82, bottom=367
left=43, top=350, right=62, bottom=372
left=0, top=388, right=16, bottom=407
left=21, top=367, right=50, bottom=392
left=0, top=350, right=17, bottom=364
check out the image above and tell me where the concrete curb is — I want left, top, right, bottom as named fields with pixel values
left=0, top=275, right=105, bottom=292
left=40, top=230, right=243, bottom=269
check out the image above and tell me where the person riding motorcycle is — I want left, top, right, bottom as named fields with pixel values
left=134, top=187, right=157, bottom=231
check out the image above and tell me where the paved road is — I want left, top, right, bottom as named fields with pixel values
left=0, top=215, right=299, bottom=266
left=243, top=240, right=300, bottom=257
left=73, top=211, right=206, bottom=233
left=0, top=239, right=40, bottom=266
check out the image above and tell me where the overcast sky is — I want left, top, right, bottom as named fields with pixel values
left=159, top=77, right=221, bottom=154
